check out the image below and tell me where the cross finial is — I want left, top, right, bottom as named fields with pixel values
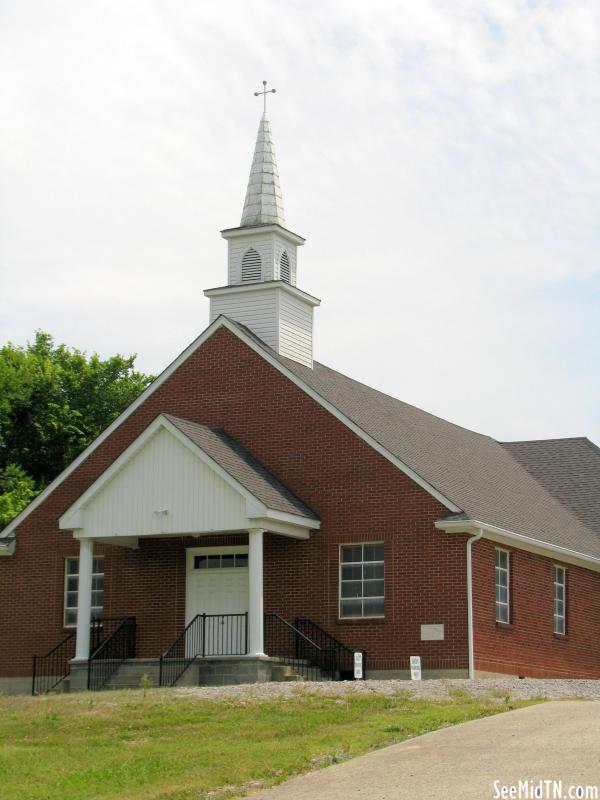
left=254, top=80, right=276, bottom=113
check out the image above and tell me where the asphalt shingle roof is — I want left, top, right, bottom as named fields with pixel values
left=225, top=319, right=600, bottom=560
left=501, top=438, right=600, bottom=537
left=165, top=414, right=318, bottom=522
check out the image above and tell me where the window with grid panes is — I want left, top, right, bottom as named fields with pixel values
left=554, top=566, right=566, bottom=635
left=495, top=549, right=510, bottom=623
left=64, top=557, right=104, bottom=626
left=340, top=543, right=384, bottom=618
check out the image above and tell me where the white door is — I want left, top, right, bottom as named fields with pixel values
left=186, top=547, right=249, bottom=655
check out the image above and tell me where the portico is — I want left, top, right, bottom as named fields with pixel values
left=58, top=413, right=320, bottom=679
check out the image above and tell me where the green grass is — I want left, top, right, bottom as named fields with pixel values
left=0, top=688, right=533, bottom=800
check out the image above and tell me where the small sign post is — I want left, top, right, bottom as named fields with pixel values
left=410, top=655, right=422, bottom=681
left=353, top=651, right=363, bottom=680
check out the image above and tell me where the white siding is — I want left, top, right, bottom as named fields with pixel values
left=227, top=232, right=297, bottom=285
left=273, top=232, right=297, bottom=285
left=228, top=234, right=275, bottom=284
left=209, top=287, right=279, bottom=350
left=209, top=285, right=314, bottom=367
left=279, top=291, right=313, bottom=367
left=82, top=427, right=247, bottom=537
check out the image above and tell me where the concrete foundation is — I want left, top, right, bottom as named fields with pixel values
left=0, top=677, right=32, bottom=696
left=66, top=655, right=280, bottom=691
left=365, top=668, right=469, bottom=680
left=193, top=656, right=277, bottom=686
left=68, top=659, right=90, bottom=692
left=2, top=663, right=472, bottom=696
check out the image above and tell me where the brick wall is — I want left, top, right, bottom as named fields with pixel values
left=473, top=537, right=600, bottom=678
left=3, top=325, right=595, bottom=680
left=0, top=327, right=469, bottom=677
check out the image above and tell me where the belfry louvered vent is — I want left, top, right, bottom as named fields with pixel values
left=241, top=248, right=262, bottom=282
left=279, top=251, right=291, bottom=283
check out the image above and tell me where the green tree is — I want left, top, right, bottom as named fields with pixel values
left=0, top=331, right=154, bottom=524
left=0, top=464, right=37, bottom=527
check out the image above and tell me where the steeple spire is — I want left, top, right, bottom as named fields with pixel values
left=205, top=87, right=320, bottom=368
left=241, top=112, right=286, bottom=228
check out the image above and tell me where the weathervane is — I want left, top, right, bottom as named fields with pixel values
left=254, top=80, right=276, bottom=113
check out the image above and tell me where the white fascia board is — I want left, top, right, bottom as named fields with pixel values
left=74, top=535, right=140, bottom=549
left=435, top=518, right=600, bottom=572
left=249, top=517, right=311, bottom=539
left=221, top=224, right=305, bottom=246
left=204, top=281, right=321, bottom=307
left=3, top=314, right=460, bottom=540
left=262, top=508, right=321, bottom=530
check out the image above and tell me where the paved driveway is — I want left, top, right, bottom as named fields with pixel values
left=245, top=701, right=600, bottom=800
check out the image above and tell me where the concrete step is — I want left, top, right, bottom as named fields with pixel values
left=101, top=659, right=161, bottom=690
left=102, top=681, right=152, bottom=691
left=273, top=658, right=329, bottom=681
left=113, top=659, right=160, bottom=673
left=114, top=670, right=160, bottom=681
left=271, top=664, right=304, bottom=682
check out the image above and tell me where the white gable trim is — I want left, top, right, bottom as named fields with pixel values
left=59, top=414, right=318, bottom=533
left=2, top=316, right=459, bottom=542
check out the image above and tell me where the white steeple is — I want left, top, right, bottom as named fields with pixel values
left=204, top=87, right=320, bottom=368
left=241, top=113, right=286, bottom=228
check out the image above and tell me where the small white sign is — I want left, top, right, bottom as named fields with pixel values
left=354, top=651, right=363, bottom=680
left=410, top=655, right=422, bottom=681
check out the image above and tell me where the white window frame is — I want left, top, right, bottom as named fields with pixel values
left=553, top=565, right=566, bottom=635
left=64, top=556, right=104, bottom=628
left=339, top=542, right=384, bottom=619
left=188, top=544, right=249, bottom=571
left=495, top=548, right=510, bottom=624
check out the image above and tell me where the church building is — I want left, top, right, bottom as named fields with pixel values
left=1, top=100, right=600, bottom=694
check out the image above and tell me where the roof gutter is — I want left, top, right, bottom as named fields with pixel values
left=436, top=518, right=600, bottom=571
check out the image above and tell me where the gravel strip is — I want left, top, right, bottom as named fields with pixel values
left=175, top=678, right=600, bottom=704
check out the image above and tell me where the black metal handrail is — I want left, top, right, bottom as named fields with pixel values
left=90, top=617, right=128, bottom=653
left=88, top=616, right=136, bottom=691
left=31, top=615, right=111, bottom=695
left=159, top=613, right=248, bottom=687
left=264, top=612, right=335, bottom=681
left=32, top=631, right=76, bottom=695
left=296, top=617, right=366, bottom=680
left=159, top=614, right=201, bottom=688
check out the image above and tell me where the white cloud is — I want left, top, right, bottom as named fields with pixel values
left=0, top=0, right=598, bottom=441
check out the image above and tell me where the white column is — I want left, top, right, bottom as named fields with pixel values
left=74, top=538, right=94, bottom=660
left=248, top=528, right=265, bottom=657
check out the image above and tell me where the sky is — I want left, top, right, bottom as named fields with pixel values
left=1, top=0, right=599, bottom=443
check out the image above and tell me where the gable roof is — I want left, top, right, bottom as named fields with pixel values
left=59, top=414, right=319, bottom=538
left=3, top=315, right=599, bottom=564
left=164, top=415, right=318, bottom=521
left=225, top=319, right=600, bottom=561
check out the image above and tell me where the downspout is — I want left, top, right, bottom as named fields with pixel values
left=466, top=528, right=483, bottom=679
